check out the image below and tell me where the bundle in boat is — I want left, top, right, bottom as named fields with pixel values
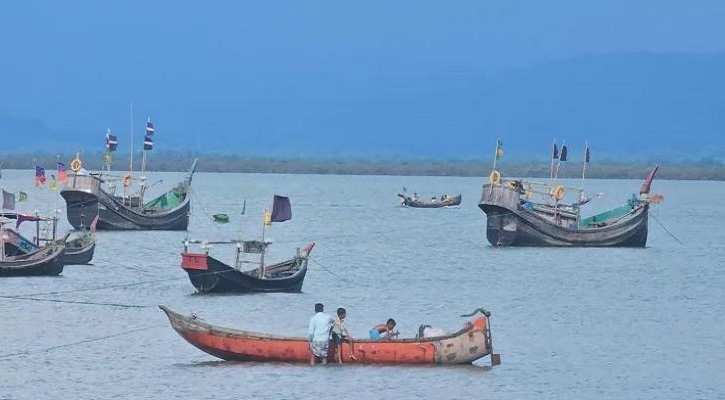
left=159, top=306, right=501, bottom=366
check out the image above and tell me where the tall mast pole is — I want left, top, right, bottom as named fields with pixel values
left=491, top=138, right=500, bottom=173
left=129, top=103, right=134, bottom=174
left=580, top=141, right=588, bottom=191
left=549, top=138, right=557, bottom=185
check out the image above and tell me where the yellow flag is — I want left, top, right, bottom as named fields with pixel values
left=49, top=180, right=59, bottom=191
left=263, top=211, right=272, bottom=226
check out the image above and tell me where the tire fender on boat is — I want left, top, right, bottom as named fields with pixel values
left=123, top=174, right=133, bottom=187
left=489, top=170, right=501, bottom=186
left=70, top=158, right=83, bottom=172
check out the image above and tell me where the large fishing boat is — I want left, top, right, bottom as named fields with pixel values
left=60, top=121, right=198, bottom=231
left=160, top=306, right=500, bottom=365
left=478, top=140, right=662, bottom=247
left=180, top=195, right=312, bottom=293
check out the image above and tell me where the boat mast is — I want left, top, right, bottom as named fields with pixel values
left=576, top=142, right=589, bottom=227
left=0, top=220, right=4, bottom=262
left=491, top=138, right=500, bottom=173
left=129, top=103, right=134, bottom=174
left=104, top=129, right=112, bottom=173
left=580, top=141, right=588, bottom=191
left=259, top=206, right=267, bottom=279
left=549, top=139, right=557, bottom=185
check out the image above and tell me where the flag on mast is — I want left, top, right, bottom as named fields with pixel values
left=106, top=130, right=118, bottom=151
left=560, top=145, right=568, bottom=162
left=270, top=195, right=292, bottom=223
left=35, top=166, right=46, bottom=186
left=57, top=161, right=68, bottom=183
left=552, top=143, right=559, bottom=159
left=585, top=147, right=590, bottom=163
left=495, top=139, right=504, bottom=160
left=143, top=120, right=154, bottom=151
left=2, top=190, right=14, bottom=210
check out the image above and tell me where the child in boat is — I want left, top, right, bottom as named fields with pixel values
left=369, top=318, right=397, bottom=340
left=332, top=307, right=355, bottom=363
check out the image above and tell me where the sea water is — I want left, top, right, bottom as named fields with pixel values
left=0, top=170, right=723, bottom=399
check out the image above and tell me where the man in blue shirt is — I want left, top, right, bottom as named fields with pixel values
left=308, top=303, right=334, bottom=365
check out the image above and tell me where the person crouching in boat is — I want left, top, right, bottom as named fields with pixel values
left=308, top=303, right=334, bottom=365
left=331, top=307, right=356, bottom=363
left=369, top=318, right=397, bottom=340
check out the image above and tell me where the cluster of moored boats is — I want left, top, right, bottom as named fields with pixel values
left=1, top=133, right=663, bottom=367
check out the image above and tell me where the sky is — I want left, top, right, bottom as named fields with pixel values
left=1, top=0, right=724, bottom=160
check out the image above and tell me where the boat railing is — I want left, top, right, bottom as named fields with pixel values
left=480, top=184, right=521, bottom=210
left=65, top=173, right=102, bottom=195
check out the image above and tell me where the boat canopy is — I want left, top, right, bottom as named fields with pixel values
left=579, top=198, right=638, bottom=228
left=143, top=183, right=186, bottom=211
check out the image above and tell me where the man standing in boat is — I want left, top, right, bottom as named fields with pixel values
left=308, top=303, right=334, bottom=365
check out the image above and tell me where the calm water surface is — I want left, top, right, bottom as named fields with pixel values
left=1, top=170, right=723, bottom=399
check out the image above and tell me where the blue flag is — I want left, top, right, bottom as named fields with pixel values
left=270, top=195, right=292, bottom=223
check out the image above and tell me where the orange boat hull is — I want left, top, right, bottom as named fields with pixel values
left=160, top=305, right=495, bottom=365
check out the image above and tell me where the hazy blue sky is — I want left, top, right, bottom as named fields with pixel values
left=1, top=1, right=724, bottom=159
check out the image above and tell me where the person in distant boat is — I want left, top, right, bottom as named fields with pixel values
left=412, top=192, right=418, bottom=201
left=441, top=194, right=446, bottom=201
left=308, top=303, right=334, bottom=365
left=331, top=307, right=355, bottom=363
left=430, top=196, right=437, bottom=203
left=369, top=318, right=397, bottom=340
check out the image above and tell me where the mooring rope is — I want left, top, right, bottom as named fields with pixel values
left=308, top=256, right=356, bottom=284
left=0, top=324, right=163, bottom=360
left=0, top=295, right=149, bottom=309
left=649, top=211, right=684, bottom=245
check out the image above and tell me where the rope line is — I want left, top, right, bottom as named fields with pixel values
left=308, top=256, right=356, bottom=284
left=649, top=212, right=684, bottom=245
left=0, top=324, right=163, bottom=359
left=0, top=295, right=149, bottom=308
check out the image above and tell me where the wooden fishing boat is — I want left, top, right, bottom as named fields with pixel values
left=159, top=305, right=500, bottom=365
left=1, top=213, right=96, bottom=265
left=479, top=149, right=661, bottom=246
left=0, top=241, right=66, bottom=277
left=398, top=194, right=462, bottom=208
left=62, top=233, right=96, bottom=265
left=61, top=159, right=197, bottom=231
left=181, top=194, right=307, bottom=293
left=181, top=241, right=313, bottom=293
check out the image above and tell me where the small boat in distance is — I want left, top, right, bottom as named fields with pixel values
left=60, top=122, right=198, bottom=230
left=159, top=306, right=500, bottom=365
left=479, top=140, right=662, bottom=247
left=180, top=195, right=312, bottom=293
left=398, top=193, right=462, bottom=208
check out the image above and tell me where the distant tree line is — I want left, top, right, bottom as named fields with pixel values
left=1, top=151, right=724, bottom=180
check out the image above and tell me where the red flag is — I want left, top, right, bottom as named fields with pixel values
left=35, top=165, right=46, bottom=186
left=57, top=161, right=68, bottom=183
left=90, top=214, right=99, bottom=234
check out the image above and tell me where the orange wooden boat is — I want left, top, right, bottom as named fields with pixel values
left=160, top=305, right=501, bottom=365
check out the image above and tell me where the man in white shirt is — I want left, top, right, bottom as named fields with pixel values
left=308, top=303, right=334, bottom=365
